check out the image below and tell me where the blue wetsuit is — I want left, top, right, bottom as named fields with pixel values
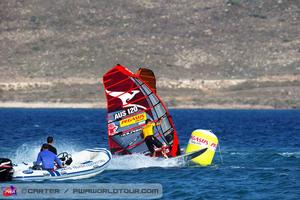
left=36, top=150, right=62, bottom=170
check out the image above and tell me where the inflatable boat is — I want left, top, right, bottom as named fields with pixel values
left=1, top=148, right=111, bottom=181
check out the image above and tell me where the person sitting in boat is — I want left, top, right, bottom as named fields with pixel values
left=40, top=136, right=57, bottom=155
left=142, top=119, right=168, bottom=158
left=35, top=143, right=63, bottom=170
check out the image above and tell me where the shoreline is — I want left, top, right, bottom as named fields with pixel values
left=0, top=101, right=292, bottom=109
left=0, top=102, right=105, bottom=109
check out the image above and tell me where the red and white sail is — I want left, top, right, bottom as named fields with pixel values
left=103, top=64, right=180, bottom=157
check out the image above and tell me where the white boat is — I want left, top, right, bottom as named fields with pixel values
left=12, top=148, right=111, bottom=181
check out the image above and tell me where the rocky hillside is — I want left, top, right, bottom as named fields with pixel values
left=0, top=0, right=299, bottom=108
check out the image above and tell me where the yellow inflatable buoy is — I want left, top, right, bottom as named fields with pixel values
left=185, top=129, right=218, bottom=166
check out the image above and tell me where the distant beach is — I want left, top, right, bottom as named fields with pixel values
left=0, top=101, right=275, bottom=109
left=0, top=102, right=104, bottom=109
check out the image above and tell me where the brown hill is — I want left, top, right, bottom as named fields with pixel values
left=0, top=0, right=299, bottom=108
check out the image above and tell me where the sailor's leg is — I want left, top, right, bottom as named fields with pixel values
left=145, top=136, right=155, bottom=156
left=152, top=136, right=163, bottom=148
left=161, top=146, right=168, bottom=159
left=153, top=151, right=156, bottom=157
left=152, top=136, right=168, bottom=158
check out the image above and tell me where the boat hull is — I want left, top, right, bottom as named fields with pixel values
left=12, top=148, right=111, bottom=181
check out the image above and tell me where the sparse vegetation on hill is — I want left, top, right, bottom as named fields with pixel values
left=0, top=0, right=299, bottom=108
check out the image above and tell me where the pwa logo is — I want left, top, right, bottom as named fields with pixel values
left=2, top=185, right=17, bottom=197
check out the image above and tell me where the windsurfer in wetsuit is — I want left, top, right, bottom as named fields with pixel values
left=40, top=136, right=57, bottom=155
left=35, top=144, right=63, bottom=170
left=142, top=119, right=168, bottom=158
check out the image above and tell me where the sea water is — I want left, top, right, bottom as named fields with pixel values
left=0, top=109, right=299, bottom=199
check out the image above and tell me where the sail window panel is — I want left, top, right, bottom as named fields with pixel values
left=167, top=139, right=173, bottom=145
left=164, top=130, right=174, bottom=143
left=151, top=109, right=158, bottom=119
left=160, top=117, right=171, bottom=133
left=130, top=142, right=148, bottom=154
left=141, top=84, right=152, bottom=95
left=163, top=128, right=173, bottom=136
left=149, top=94, right=159, bottom=105
left=134, top=78, right=144, bottom=86
left=138, top=85, right=148, bottom=97
left=154, top=104, right=166, bottom=118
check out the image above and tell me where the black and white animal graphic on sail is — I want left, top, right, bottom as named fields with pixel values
left=106, top=90, right=147, bottom=110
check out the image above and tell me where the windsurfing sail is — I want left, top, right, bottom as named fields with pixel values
left=103, top=64, right=180, bottom=157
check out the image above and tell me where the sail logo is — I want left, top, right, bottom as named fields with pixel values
left=114, top=110, right=127, bottom=120
left=120, top=113, right=146, bottom=127
left=106, top=90, right=146, bottom=110
left=2, top=186, right=17, bottom=197
left=107, top=123, right=118, bottom=135
left=189, top=136, right=217, bottom=150
left=114, top=106, right=139, bottom=120
left=190, top=135, right=208, bottom=145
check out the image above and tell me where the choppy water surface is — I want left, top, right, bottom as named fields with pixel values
left=0, top=109, right=299, bottom=199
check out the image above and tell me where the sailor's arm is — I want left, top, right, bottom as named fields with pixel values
left=155, top=118, right=163, bottom=126
left=36, top=152, right=42, bottom=166
left=55, top=156, right=63, bottom=168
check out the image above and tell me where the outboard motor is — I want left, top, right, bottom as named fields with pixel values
left=0, top=158, right=14, bottom=182
left=57, top=152, right=73, bottom=166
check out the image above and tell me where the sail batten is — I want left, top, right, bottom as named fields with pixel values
left=105, top=77, right=131, bottom=90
